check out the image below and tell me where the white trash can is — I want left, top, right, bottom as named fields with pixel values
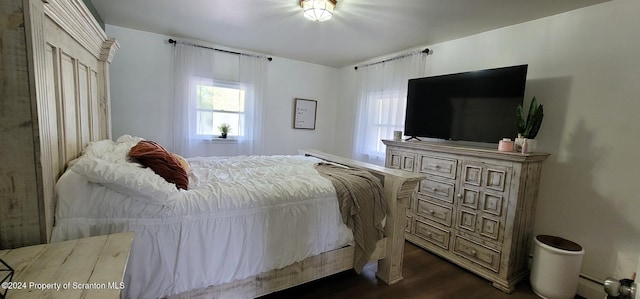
left=530, top=235, right=585, bottom=299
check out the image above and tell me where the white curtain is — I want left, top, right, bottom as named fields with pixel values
left=173, top=43, right=267, bottom=157
left=352, top=51, right=427, bottom=164
left=237, top=54, right=267, bottom=155
left=173, top=44, right=210, bottom=157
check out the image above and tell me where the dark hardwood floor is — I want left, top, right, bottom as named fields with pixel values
left=260, top=242, right=560, bottom=299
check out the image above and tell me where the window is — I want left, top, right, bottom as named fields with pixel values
left=194, top=79, right=245, bottom=138
left=174, top=44, right=267, bottom=157
left=352, top=51, right=426, bottom=165
left=364, top=90, right=406, bottom=157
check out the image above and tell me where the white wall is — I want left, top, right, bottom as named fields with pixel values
left=336, top=0, right=639, bottom=297
left=263, top=58, right=338, bottom=155
left=107, top=26, right=174, bottom=146
left=333, top=67, right=358, bottom=158
left=106, top=25, right=339, bottom=156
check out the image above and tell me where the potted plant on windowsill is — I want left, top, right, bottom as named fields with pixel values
left=218, top=123, right=231, bottom=139
left=516, top=97, right=544, bottom=153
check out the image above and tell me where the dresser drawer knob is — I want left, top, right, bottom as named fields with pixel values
left=432, top=187, right=438, bottom=192
left=456, top=194, right=462, bottom=198
left=428, top=210, right=435, bottom=214
left=470, top=249, right=477, bottom=256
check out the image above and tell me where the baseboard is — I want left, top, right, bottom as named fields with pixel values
left=577, top=275, right=604, bottom=299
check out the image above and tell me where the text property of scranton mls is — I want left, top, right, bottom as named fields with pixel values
left=1, top=281, right=125, bottom=291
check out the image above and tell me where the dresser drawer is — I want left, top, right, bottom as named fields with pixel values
left=479, top=215, right=502, bottom=241
left=481, top=192, right=507, bottom=217
left=458, top=209, right=504, bottom=242
left=418, top=179, right=455, bottom=204
left=415, top=220, right=450, bottom=250
left=416, top=199, right=453, bottom=227
left=419, top=155, right=457, bottom=179
left=461, top=161, right=510, bottom=192
left=387, top=150, right=417, bottom=172
left=453, top=236, right=501, bottom=272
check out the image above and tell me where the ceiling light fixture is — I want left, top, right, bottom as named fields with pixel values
left=299, top=0, right=337, bottom=22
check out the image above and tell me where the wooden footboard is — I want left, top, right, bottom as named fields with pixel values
left=301, top=150, right=423, bottom=284
left=172, top=150, right=422, bottom=298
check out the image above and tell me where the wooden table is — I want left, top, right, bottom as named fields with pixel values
left=0, top=232, right=133, bottom=299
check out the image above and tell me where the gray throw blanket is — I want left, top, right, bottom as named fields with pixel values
left=314, top=163, right=387, bottom=272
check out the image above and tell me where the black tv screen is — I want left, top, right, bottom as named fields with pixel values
left=404, top=64, right=528, bottom=144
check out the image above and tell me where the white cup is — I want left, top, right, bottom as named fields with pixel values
left=393, top=131, right=403, bottom=141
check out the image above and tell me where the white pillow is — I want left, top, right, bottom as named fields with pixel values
left=70, top=135, right=179, bottom=205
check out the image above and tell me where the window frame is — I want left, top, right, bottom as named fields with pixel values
left=191, top=77, right=246, bottom=139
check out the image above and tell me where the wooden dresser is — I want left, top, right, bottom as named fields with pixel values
left=383, top=140, right=549, bottom=292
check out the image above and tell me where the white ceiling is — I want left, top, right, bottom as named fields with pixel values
left=90, top=0, right=610, bottom=68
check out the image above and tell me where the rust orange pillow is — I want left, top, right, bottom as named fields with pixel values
left=129, top=140, right=189, bottom=190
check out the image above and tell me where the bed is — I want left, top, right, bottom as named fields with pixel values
left=35, top=0, right=422, bottom=297
left=51, top=136, right=422, bottom=298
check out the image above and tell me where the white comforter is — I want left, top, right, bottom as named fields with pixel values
left=51, top=136, right=352, bottom=299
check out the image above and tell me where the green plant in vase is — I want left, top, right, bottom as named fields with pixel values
left=515, top=97, right=544, bottom=152
left=218, top=123, right=231, bottom=139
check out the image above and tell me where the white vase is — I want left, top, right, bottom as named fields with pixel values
left=525, top=139, right=537, bottom=153
left=514, top=137, right=537, bottom=153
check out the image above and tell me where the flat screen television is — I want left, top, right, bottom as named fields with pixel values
left=404, top=64, right=528, bottom=144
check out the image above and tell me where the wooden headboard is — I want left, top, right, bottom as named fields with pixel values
left=0, top=0, right=118, bottom=248
left=35, top=0, right=119, bottom=242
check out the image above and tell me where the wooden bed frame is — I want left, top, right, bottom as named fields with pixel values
left=170, top=150, right=423, bottom=298
left=3, top=0, right=119, bottom=248
left=33, top=0, right=424, bottom=297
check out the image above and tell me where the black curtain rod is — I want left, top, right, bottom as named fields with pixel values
left=168, top=39, right=272, bottom=61
left=354, top=48, right=429, bottom=70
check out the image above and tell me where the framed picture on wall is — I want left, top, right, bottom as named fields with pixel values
left=293, top=98, right=317, bottom=130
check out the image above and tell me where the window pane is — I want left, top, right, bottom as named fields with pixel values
left=377, top=96, right=396, bottom=125
left=196, top=84, right=245, bottom=112
left=197, top=110, right=214, bottom=135
left=212, top=86, right=243, bottom=112
left=367, top=91, right=405, bottom=155
left=212, top=112, right=240, bottom=136
left=197, top=85, right=215, bottom=110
